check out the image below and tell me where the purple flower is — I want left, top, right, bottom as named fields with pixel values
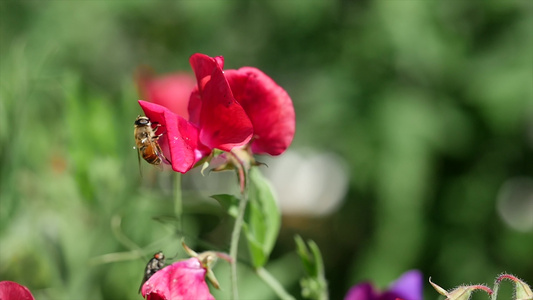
left=345, top=270, right=423, bottom=300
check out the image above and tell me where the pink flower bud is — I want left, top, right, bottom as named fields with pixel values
left=495, top=274, right=533, bottom=300
left=429, top=278, right=492, bottom=300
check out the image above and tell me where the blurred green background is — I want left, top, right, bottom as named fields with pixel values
left=1, top=1, right=532, bottom=299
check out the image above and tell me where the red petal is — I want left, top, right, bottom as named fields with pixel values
left=187, top=86, right=202, bottom=126
left=189, top=54, right=224, bottom=93
left=141, top=258, right=214, bottom=300
left=189, top=54, right=253, bottom=151
left=225, top=67, right=295, bottom=155
left=0, top=281, right=35, bottom=300
left=138, top=100, right=199, bottom=173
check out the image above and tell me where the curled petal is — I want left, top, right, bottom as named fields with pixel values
left=137, top=70, right=196, bottom=120
left=0, top=281, right=35, bottom=300
left=189, top=54, right=224, bottom=93
left=138, top=100, right=199, bottom=173
left=189, top=54, right=253, bottom=151
left=225, top=67, right=295, bottom=155
left=141, top=258, right=214, bottom=300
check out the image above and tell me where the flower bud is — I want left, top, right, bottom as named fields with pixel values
left=495, top=274, right=532, bottom=300
left=429, top=278, right=492, bottom=300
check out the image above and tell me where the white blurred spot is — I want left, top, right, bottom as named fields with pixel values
left=497, top=177, right=533, bottom=232
left=262, top=150, right=349, bottom=216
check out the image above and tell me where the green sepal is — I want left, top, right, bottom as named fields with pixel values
left=295, top=235, right=328, bottom=300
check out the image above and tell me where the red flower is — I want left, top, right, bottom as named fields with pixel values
left=141, top=258, right=215, bottom=300
left=138, top=53, right=295, bottom=173
left=187, top=54, right=254, bottom=152
left=225, top=67, right=295, bottom=156
left=0, top=281, right=35, bottom=300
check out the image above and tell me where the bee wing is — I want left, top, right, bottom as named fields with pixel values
left=136, top=147, right=144, bottom=178
left=138, top=273, right=148, bottom=294
left=138, top=257, right=154, bottom=294
left=138, top=256, right=165, bottom=294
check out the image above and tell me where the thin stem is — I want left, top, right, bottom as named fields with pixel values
left=256, top=267, right=296, bottom=300
left=111, top=215, right=144, bottom=255
left=229, top=188, right=248, bottom=300
left=491, top=281, right=499, bottom=300
left=174, top=172, right=182, bottom=232
left=228, top=149, right=250, bottom=300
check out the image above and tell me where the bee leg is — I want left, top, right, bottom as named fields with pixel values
left=153, top=123, right=161, bottom=133
left=137, top=149, right=143, bottom=178
left=154, top=142, right=171, bottom=165
left=153, top=133, right=163, bottom=141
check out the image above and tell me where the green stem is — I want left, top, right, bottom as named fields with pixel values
left=491, top=283, right=499, bottom=300
left=256, top=267, right=296, bottom=300
left=174, top=172, right=182, bottom=232
left=229, top=188, right=248, bottom=300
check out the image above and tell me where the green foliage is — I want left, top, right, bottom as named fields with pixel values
left=295, top=235, right=328, bottom=300
left=246, top=168, right=282, bottom=267
left=212, top=168, right=281, bottom=268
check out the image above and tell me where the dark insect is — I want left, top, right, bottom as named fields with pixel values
left=138, top=251, right=166, bottom=294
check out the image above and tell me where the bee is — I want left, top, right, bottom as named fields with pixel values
left=134, top=115, right=170, bottom=168
left=138, top=251, right=166, bottom=294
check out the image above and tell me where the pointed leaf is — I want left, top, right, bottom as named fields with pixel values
left=212, top=169, right=280, bottom=268
left=246, top=167, right=281, bottom=267
left=211, top=194, right=239, bottom=218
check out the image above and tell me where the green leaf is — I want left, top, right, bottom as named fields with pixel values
left=246, top=167, right=281, bottom=267
left=211, top=194, right=240, bottom=218
left=212, top=168, right=281, bottom=268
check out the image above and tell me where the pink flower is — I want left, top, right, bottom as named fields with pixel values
left=345, top=270, right=422, bottom=300
left=137, top=69, right=197, bottom=120
left=138, top=53, right=295, bottom=173
left=0, top=281, right=35, bottom=300
left=141, top=258, right=214, bottom=300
